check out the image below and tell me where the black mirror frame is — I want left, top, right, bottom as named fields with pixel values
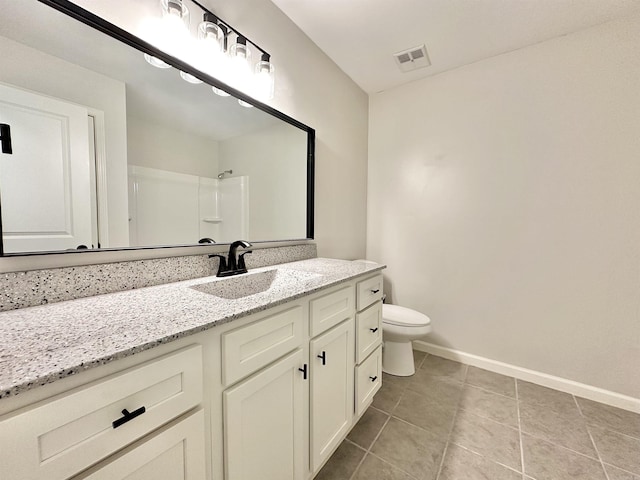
left=0, top=0, right=315, bottom=256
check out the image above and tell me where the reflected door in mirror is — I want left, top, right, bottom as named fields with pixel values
left=0, top=83, right=94, bottom=253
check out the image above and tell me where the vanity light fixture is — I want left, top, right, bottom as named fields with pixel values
left=144, top=0, right=276, bottom=104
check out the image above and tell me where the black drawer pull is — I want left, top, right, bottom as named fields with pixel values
left=369, top=376, right=378, bottom=382
left=112, top=406, right=146, bottom=429
left=317, top=351, right=327, bottom=365
left=299, top=364, right=308, bottom=380
left=370, top=327, right=379, bottom=333
left=370, top=289, right=380, bottom=294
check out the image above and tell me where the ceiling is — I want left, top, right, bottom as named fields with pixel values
left=270, top=0, right=640, bottom=94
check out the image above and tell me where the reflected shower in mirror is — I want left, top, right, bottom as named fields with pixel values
left=0, top=0, right=313, bottom=255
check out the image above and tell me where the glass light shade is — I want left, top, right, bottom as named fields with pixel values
left=179, top=71, right=203, bottom=84
left=212, top=86, right=231, bottom=97
left=228, top=39, right=252, bottom=92
left=144, top=54, right=171, bottom=69
left=238, top=99, right=254, bottom=108
left=198, top=21, right=223, bottom=53
left=161, top=0, right=189, bottom=27
left=254, top=60, right=275, bottom=100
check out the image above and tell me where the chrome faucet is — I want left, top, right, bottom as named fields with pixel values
left=209, top=240, right=252, bottom=277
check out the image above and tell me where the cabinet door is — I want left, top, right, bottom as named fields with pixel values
left=310, top=318, right=355, bottom=473
left=77, top=410, right=206, bottom=480
left=224, top=349, right=306, bottom=480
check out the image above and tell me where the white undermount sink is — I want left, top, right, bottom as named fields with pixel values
left=190, top=268, right=322, bottom=300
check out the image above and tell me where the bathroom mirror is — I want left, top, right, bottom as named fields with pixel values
left=0, top=0, right=314, bottom=255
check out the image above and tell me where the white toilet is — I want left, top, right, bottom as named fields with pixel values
left=382, top=304, right=432, bottom=376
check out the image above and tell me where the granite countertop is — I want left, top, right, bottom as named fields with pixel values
left=0, top=258, right=384, bottom=399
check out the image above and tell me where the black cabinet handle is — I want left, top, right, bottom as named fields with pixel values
left=112, top=406, right=146, bottom=429
left=0, top=124, right=12, bottom=154
left=370, top=289, right=380, bottom=294
left=370, top=327, right=379, bottom=333
left=298, top=364, right=308, bottom=380
left=369, top=376, right=378, bottom=382
left=317, top=351, right=326, bottom=365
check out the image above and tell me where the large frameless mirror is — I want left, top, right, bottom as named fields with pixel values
left=0, top=0, right=314, bottom=256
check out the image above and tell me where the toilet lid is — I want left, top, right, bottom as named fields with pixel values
left=382, top=304, right=431, bottom=327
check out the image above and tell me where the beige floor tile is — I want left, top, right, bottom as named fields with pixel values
left=576, top=398, right=640, bottom=439
left=352, top=454, right=415, bottom=480
left=438, top=444, right=521, bottom=480
left=413, top=350, right=427, bottom=370
left=373, top=373, right=411, bottom=413
left=466, top=366, right=516, bottom=398
left=393, top=389, right=457, bottom=437
left=419, top=355, right=468, bottom=382
left=589, top=426, right=640, bottom=474
left=314, top=440, right=366, bottom=480
left=348, top=407, right=390, bottom=450
left=522, top=434, right=607, bottom=480
left=517, top=380, right=578, bottom=415
left=459, top=385, right=519, bottom=427
left=519, top=400, right=596, bottom=457
left=450, top=409, right=521, bottom=470
left=605, top=465, right=640, bottom=480
left=407, top=369, right=464, bottom=403
left=370, top=417, right=445, bottom=480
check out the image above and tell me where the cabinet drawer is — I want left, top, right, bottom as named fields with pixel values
left=0, top=345, right=203, bottom=480
left=310, top=285, right=355, bottom=337
left=222, top=305, right=304, bottom=386
left=356, top=274, right=383, bottom=311
left=356, top=301, right=382, bottom=364
left=77, top=409, right=206, bottom=479
left=355, top=346, right=382, bottom=416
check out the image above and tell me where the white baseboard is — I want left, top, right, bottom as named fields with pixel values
left=413, top=340, right=640, bottom=414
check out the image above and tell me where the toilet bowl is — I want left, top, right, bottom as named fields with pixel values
left=382, top=304, right=432, bottom=376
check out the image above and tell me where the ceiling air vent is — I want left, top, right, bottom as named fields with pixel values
left=393, top=44, right=431, bottom=72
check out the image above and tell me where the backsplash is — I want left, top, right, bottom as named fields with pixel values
left=0, top=244, right=317, bottom=312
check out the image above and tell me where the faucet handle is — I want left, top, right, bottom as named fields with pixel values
left=209, top=254, right=228, bottom=276
left=238, top=251, right=252, bottom=271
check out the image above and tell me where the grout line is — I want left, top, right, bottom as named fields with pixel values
left=464, top=381, right=518, bottom=401
left=515, top=379, right=527, bottom=480
left=434, top=386, right=465, bottom=480
left=348, top=409, right=393, bottom=480
left=574, top=395, right=611, bottom=480
left=365, top=451, right=422, bottom=480
left=449, top=443, right=524, bottom=475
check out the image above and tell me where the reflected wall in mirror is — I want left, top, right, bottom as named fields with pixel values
left=0, top=0, right=314, bottom=255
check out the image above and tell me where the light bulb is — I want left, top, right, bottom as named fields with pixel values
left=254, top=55, right=275, bottom=101
left=144, top=54, right=171, bottom=69
left=180, top=71, right=203, bottom=84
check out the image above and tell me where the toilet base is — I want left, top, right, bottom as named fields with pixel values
left=382, top=340, right=416, bottom=376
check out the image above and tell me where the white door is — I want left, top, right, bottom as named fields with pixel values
left=78, top=410, right=206, bottom=480
left=310, top=318, right=355, bottom=473
left=223, top=349, right=306, bottom=480
left=0, top=83, right=93, bottom=253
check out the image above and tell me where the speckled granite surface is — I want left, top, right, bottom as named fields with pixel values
left=0, top=258, right=384, bottom=399
left=0, top=244, right=316, bottom=312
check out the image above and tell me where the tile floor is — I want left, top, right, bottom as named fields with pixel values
left=314, top=351, right=640, bottom=480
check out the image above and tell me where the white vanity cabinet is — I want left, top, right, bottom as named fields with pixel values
left=0, top=268, right=385, bottom=480
left=0, top=345, right=205, bottom=480
left=76, top=410, right=206, bottom=480
left=354, top=274, right=383, bottom=416
left=309, top=288, right=355, bottom=473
